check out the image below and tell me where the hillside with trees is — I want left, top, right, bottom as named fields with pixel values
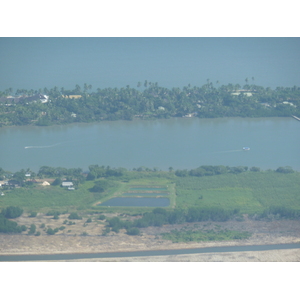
left=0, top=80, right=300, bottom=126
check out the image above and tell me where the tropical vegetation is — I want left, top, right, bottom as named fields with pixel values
left=1, top=80, right=300, bottom=126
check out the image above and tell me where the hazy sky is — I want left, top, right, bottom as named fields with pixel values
left=1, top=37, right=300, bottom=92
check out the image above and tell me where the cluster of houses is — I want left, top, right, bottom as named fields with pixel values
left=231, top=89, right=253, bottom=97
left=0, top=94, right=49, bottom=105
left=0, top=177, right=75, bottom=191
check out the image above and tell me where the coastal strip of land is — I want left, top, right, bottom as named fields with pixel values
left=1, top=242, right=300, bottom=262
left=1, top=218, right=300, bottom=261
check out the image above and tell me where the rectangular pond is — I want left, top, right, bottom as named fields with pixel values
left=123, top=193, right=169, bottom=196
left=129, top=187, right=168, bottom=191
left=98, top=197, right=170, bottom=207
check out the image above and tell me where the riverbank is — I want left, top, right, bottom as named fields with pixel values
left=1, top=217, right=300, bottom=261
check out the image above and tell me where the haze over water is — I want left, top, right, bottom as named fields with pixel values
left=1, top=38, right=300, bottom=91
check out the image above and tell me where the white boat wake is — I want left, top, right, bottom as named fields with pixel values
left=24, top=142, right=66, bottom=149
left=213, top=149, right=243, bottom=154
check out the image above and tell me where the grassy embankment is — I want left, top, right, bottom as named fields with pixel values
left=1, top=171, right=299, bottom=216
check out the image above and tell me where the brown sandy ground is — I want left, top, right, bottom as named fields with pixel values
left=1, top=213, right=300, bottom=261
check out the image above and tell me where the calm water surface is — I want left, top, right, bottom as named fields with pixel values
left=0, top=117, right=299, bottom=172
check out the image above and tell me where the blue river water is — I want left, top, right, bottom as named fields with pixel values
left=0, top=117, right=299, bottom=172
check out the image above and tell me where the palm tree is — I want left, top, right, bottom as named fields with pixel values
left=83, top=83, right=88, bottom=93
left=75, top=84, right=81, bottom=94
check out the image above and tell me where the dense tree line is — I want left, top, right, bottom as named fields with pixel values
left=254, top=206, right=300, bottom=220
left=1, top=81, right=300, bottom=126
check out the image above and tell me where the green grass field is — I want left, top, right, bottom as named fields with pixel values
left=0, top=180, right=105, bottom=212
left=1, top=171, right=299, bottom=215
left=175, top=172, right=300, bottom=214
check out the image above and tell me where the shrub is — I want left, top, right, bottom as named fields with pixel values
left=86, top=218, right=92, bottom=223
left=111, top=226, right=120, bottom=233
left=46, top=210, right=60, bottom=216
left=89, top=179, right=112, bottom=193
left=29, top=212, right=37, bottom=218
left=152, top=208, right=167, bottom=215
left=46, top=227, right=55, bottom=235
left=40, top=223, right=45, bottom=228
left=98, top=214, right=106, bottom=220
left=53, top=212, right=60, bottom=219
left=35, top=231, right=41, bottom=236
left=21, top=225, right=27, bottom=231
left=276, top=166, right=294, bottom=174
left=81, top=232, right=88, bottom=236
left=126, top=227, right=140, bottom=236
left=86, top=172, right=96, bottom=181
left=68, top=212, right=82, bottom=220
left=133, top=218, right=150, bottom=228
left=102, top=227, right=110, bottom=236
left=106, top=217, right=122, bottom=228
left=52, top=178, right=62, bottom=186
left=1, top=206, right=23, bottom=219
left=250, top=167, right=260, bottom=172
left=28, top=224, right=36, bottom=235
left=0, top=215, right=22, bottom=233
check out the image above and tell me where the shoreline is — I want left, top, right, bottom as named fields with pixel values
left=0, top=115, right=294, bottom=129
left=1, top=231, right=300, bottom=261
left=1, top=240, right=300, bottom=257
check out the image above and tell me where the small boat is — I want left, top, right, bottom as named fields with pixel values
left=243, top=147, right=250, bottom=151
